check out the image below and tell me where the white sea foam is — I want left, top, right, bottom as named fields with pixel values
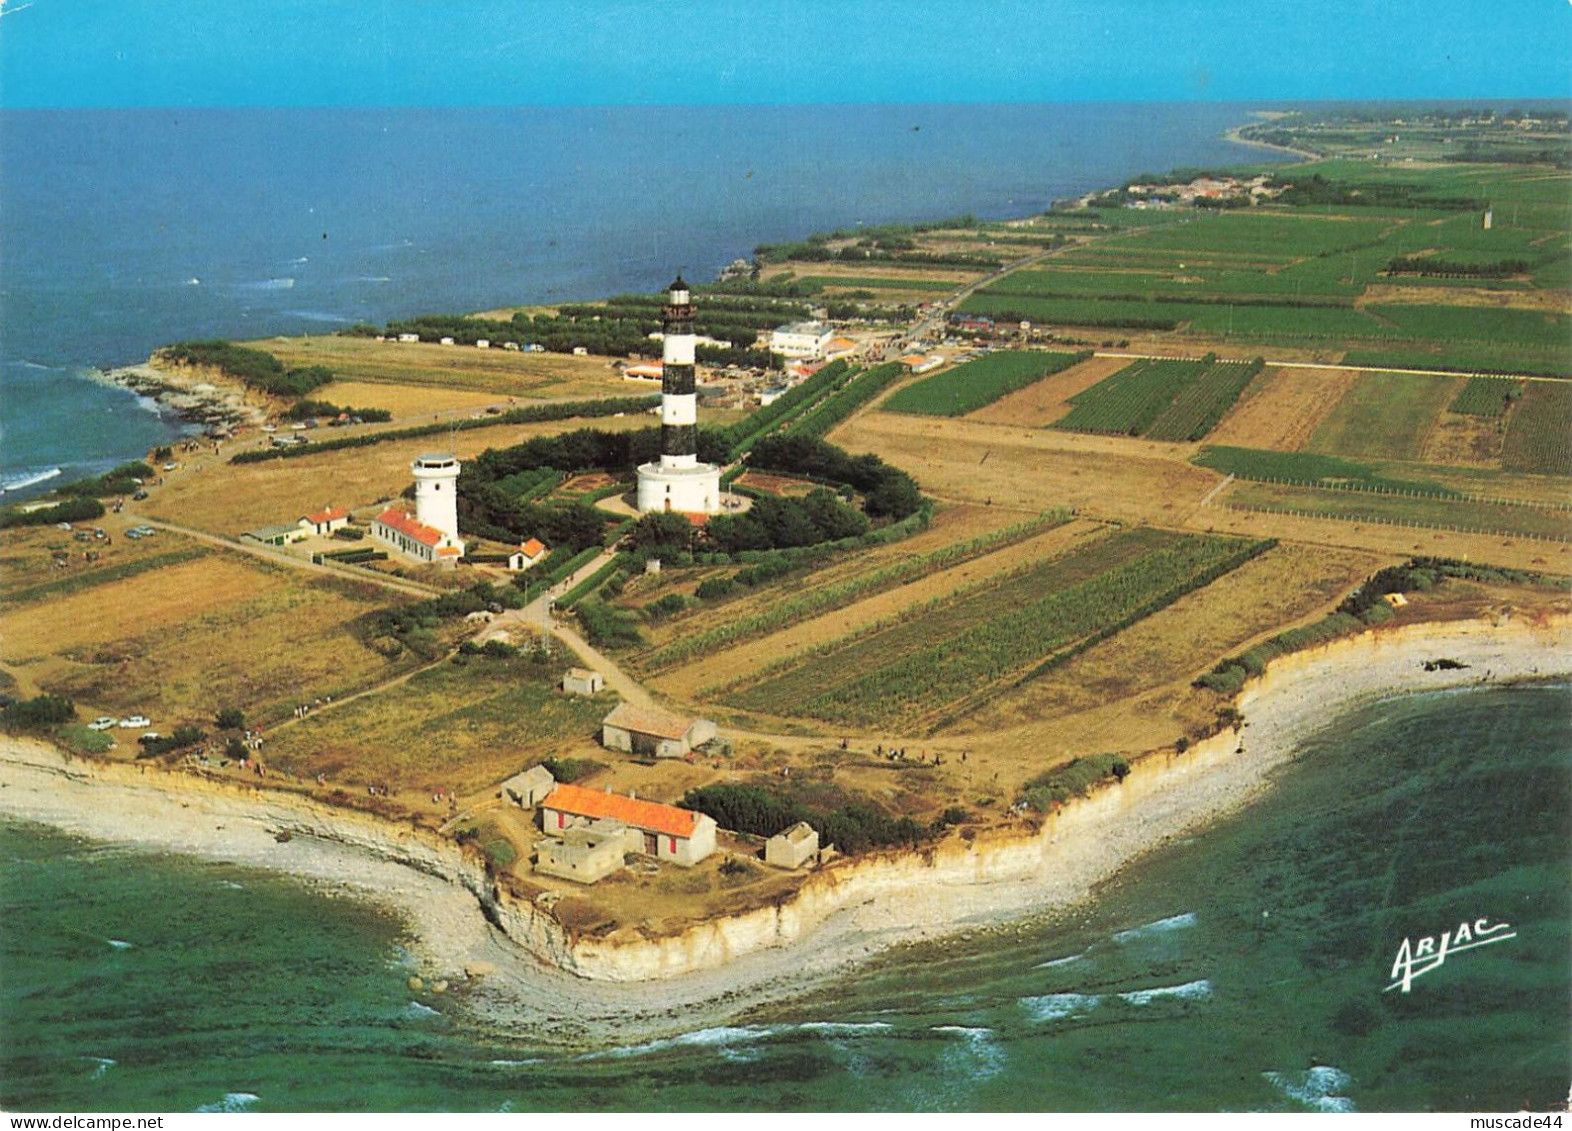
left=80, top=1056, right=116, bottom=1079
left=795, top=1021, right=893, bottom=1035
left=0, top=467, right=61, bottom=493
left=282, top=310, right=351, bottom=323
left=1019, top=992, right=1099, bottom=1022
left=106, top=938, right=134, bottom=950
left=196, top=1093, right=260, bottom=1112
left=218, top=880, right=244, bottom=889
left=290, top=257, right=310, bottom=265
left=239, top=278, right=295, bottom=290
left=487, top=1058, right=542, bottom=1068
left=403, top=1000, right=441, bottom=1018
left=184, top=277, right=201, bottom=286
left=1115, top=979, right=1212, bottom=1005
left=581, top=1025, right=775, bottom=1060
left=1263, top=1066, right=1356, bottom=1112
left=1111, top=911, right=1197, bottom=943
left=355, top=275, right=392, bottom=283
left=931, top=1025, right=993, bottom=1037
left=1033, top=951, right=1084, bottom=969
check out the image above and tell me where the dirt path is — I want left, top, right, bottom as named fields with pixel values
left=122, top=512, right=444, bottom=599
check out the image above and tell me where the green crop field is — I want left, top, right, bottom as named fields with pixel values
left=1192, top=445, right=1460, bottom=495
left=1053, top=358, right=1205, bottom=434
left=1052, top=356, right=1261, bottom=440
left=1144, top=358, right=1264, bottom=441
left=1306, top=372, right=1461, bottom=461
left=1223, top=481, right=1571, bottom=542
left=1368, top=305, right=1572, bottom=348
left=725, top=530, right=1267, bottom=728
left=797, top=276, right=957, bottom=292
left=1502, top=382, right=1572, bottom=476
left=882, top=350, right=1089, bottom=416
left=1449, top=377, right=1525, bottom=416
left=1107, top=212, right=1394, bottom=258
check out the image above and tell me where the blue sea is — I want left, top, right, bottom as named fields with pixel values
left=0, top=101, right=1287, bottom=493
left=2, top=684, right=1568, bottom=1111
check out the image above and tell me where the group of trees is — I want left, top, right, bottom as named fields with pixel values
left=0, top=495, right=105, bottom=529
left=680, top=783, right=928, bottom=855
left=160, top=341, right=334, bottom=398
left=704, top=490, right=869, bottom=554
left=748, top=434, right=923, bottom=520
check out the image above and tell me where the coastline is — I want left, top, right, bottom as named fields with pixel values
left=2, top=611, right=1566, bottom=1044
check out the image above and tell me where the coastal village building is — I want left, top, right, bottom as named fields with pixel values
left=636, top=277, right=722, bottom=516
left=563, top=668, right=604, bottom=696
left=371, top=508, right=463, bottom=566
left=769, top=321, right=834, bottom=360
left=765, top=821, right=820, bottom=869
left=508, top=538, right=548, bottom=571
left=535, top=820, right=639, bottom=884
left=372, top=453, right=466, bottom=566
left=501, top=765, right=556, bottom=808
left=600, top=702, right=716, bottom=759
left=298, top=506, right=350, bottom=537
left=241, top=522, right=309, bottom=548
left=539, top=783, right=717, bottom=866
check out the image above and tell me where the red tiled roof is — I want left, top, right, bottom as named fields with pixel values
left=520, top=538, right=547, bottom=557
left=375, top=507, right=447, bottom=548
left=542, top=783, right=700, bottom=839
left=303, top=506, right=349, bottom=525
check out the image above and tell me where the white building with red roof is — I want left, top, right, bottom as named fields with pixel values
left=507, top=538, right=548, bottom=572
left=371, top=507, right=465, bottom=567
left=298, top=506, right=350, bottom=537
left=539, top=782, right=717, bottom=866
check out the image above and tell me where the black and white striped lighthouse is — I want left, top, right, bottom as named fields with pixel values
left=637, top=275, right=721, bottom=514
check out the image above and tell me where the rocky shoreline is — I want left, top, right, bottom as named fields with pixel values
left=99, top=359, right=270, bottom=434
left=1, top=612, right=1566, bottom=1045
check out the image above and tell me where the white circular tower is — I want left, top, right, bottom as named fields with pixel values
left=637, top=275, right=721, bottom=514
left=412, top=452, right=461, bottom=542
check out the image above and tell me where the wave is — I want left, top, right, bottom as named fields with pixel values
left=403, top=1000, right=441, bottom=1019
left=487, top=1058, right=542, bottom=1068
left=290, top=257, right=310, bottom=265
left=80, top=1056, right=116, bottom=1079
left=1111, top=911, right=1197, bottom=943
left=282, top=310, right=351, bottom=323
left=184, top=277, right=201, bottom=286
left=354, top=275, right=392, bottom=283
left=1019, top=991, right=1099, bottom=1022
left=794, top=1021, right=893, bottom=1035
left=106, top=938, right=134, bottom=949
left=196, top=1093, right=260, bottom=1113
left=1033, top=951, right=1084, bottom=969
left=0, top=467, right=61, bottom=494
left=237, top=277, right=295, bottom=290
left=581, top=1024, right=775, bottom=1060
left=1115, top=978, right=1212, bottom=1005
left=1263, top=1066, right=1356, bottom=1112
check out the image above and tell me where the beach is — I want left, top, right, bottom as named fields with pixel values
left=2, top=610, right=1565, bottom=1046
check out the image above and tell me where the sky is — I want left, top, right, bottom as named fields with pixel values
left=0, top=0, right=1568, bottom=108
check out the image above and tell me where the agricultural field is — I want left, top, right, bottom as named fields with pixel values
left=261, top=653, right=611, bottom=796
left=1304, top=372, right=1461, bottom=462
left=722, top=529, right=1269, bottom=730
left=1192, top=445, right=1458, bottom=494
left=959, top=542, right=1381, bottom=741
left=0, top=546, right=415, bottom=726
left=1052, top=356, right=1262, bottom=441
left=1502, top=382, right=1572, bottom=476
left=967, top=354, right=1135, bottom=427
left=882, top=350, right=1089, bottom=417
left=1203, top=365, right=1359, bottom=451
left=1220, top=480, right=1572, bottom=542
left=1449, top=377, right=1525, bottom=416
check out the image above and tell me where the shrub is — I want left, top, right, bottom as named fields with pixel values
left=540, top=757, right=601, bottom=783
left=1, top=694, right=75, bottom=729
left=0, top=496, right=105, bottom=529
left=215, top=707, right=245, bottom=730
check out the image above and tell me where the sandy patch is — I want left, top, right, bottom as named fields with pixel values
left=1205, top=366, right=1360, bottom=452
left=968, top=354, right=1134, bottom=427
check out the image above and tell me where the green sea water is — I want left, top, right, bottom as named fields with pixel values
left=2, top=683, right=1568, bottom=1112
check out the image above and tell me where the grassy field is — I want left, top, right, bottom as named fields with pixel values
left=1221, top=480, right=1572, bottom=541
left=262, top=654, right=612, bottom=795
left=254, top=335, right=633, bottom=399
left=1, top=546, right=416, bottom=726
left=1304, top=372, right=1461, bottom=461
left=1502, top=382, right=1572, bottom=476
left=723, top=529, right=1266, bottom=730
left=882, top=350, right=1089, bottom=417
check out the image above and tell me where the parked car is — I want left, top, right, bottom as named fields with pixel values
left=162, top=462, right=179, bottom=471
left=118, top=715, right=151, bottom=728
left=88, top=717, right=117, bottom=731
left=132, top=490, right=149, bottom=501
